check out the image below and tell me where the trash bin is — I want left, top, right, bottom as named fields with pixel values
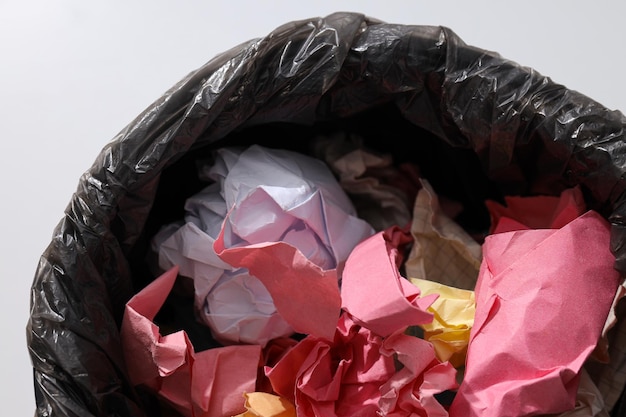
left=27, top=11, right=626, bottom=417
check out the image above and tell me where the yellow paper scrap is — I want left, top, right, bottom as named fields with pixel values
left=233, top=392, right=297, bottom=417
left=409, top=277, right=475, bottom=368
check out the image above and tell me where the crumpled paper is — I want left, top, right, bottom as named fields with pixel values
left=404, top=179, right=482, bottom=291
left=378, top=330, right=459, bottom=417
left=484, top=185, right=586, bottom=234
left=120, top=266, right=261, bottom=417
left=449, top=210, right=621, bottom=416
left=265, top=313, right=457, bottom=417
left=311, top=132, right=421, bottom=231
left=340, top=225, right=438, bottom=337
left=266, top=313, right=396, bottom=417
left=154, top=144, right=374, bottom=345
left=232, top=392, right=297, bottom=417
left=485, top=185, right=623, bottom=366
left=264, top=225, right=458, bottom=417
left=409, top=277, right=475, bottom=369
left=154, top=219, right=294, bottom=347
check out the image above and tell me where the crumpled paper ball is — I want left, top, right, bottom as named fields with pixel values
left=154, top=145, right=374, bottom=346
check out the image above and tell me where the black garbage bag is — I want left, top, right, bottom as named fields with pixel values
left=27, top=11, right=626, bottom=417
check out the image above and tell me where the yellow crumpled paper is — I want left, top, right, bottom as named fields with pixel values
left=409, top=277, right=475, bottom=368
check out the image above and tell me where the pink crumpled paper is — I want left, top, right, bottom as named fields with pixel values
left=484, top=185, right=586, bottom=234
left=340, top=225, right=438, bottom=337
left=120, top=266, right=261, bottom=417
left=449, top=209, right=621, bottom=416
left=265, top=313, right=458, bottom=417
left=264, top=225, right=458, bottom=417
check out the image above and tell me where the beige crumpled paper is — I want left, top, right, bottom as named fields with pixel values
left=233, top=392, right=296, bottom=417
left=404, top=179, right=482, bottom=291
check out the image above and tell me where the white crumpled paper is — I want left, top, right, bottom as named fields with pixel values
left=153, top=144, right=374, bottom=346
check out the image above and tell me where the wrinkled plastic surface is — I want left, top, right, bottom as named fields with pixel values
left=27, top=11, right=626, bottom=417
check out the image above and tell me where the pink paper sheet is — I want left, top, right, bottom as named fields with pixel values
left=449, top=211, right=621, bottom=416
left=120, top=266, right=261, bottom=417
left=340, top=225, right=437, bottom=337
left=486, top=185, right=620, bottom=365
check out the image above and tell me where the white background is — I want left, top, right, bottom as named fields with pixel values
left=1, top=1, right=625, bottom=415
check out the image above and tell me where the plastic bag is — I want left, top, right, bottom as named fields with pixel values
left=27, top=11, right=626, bottom=417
